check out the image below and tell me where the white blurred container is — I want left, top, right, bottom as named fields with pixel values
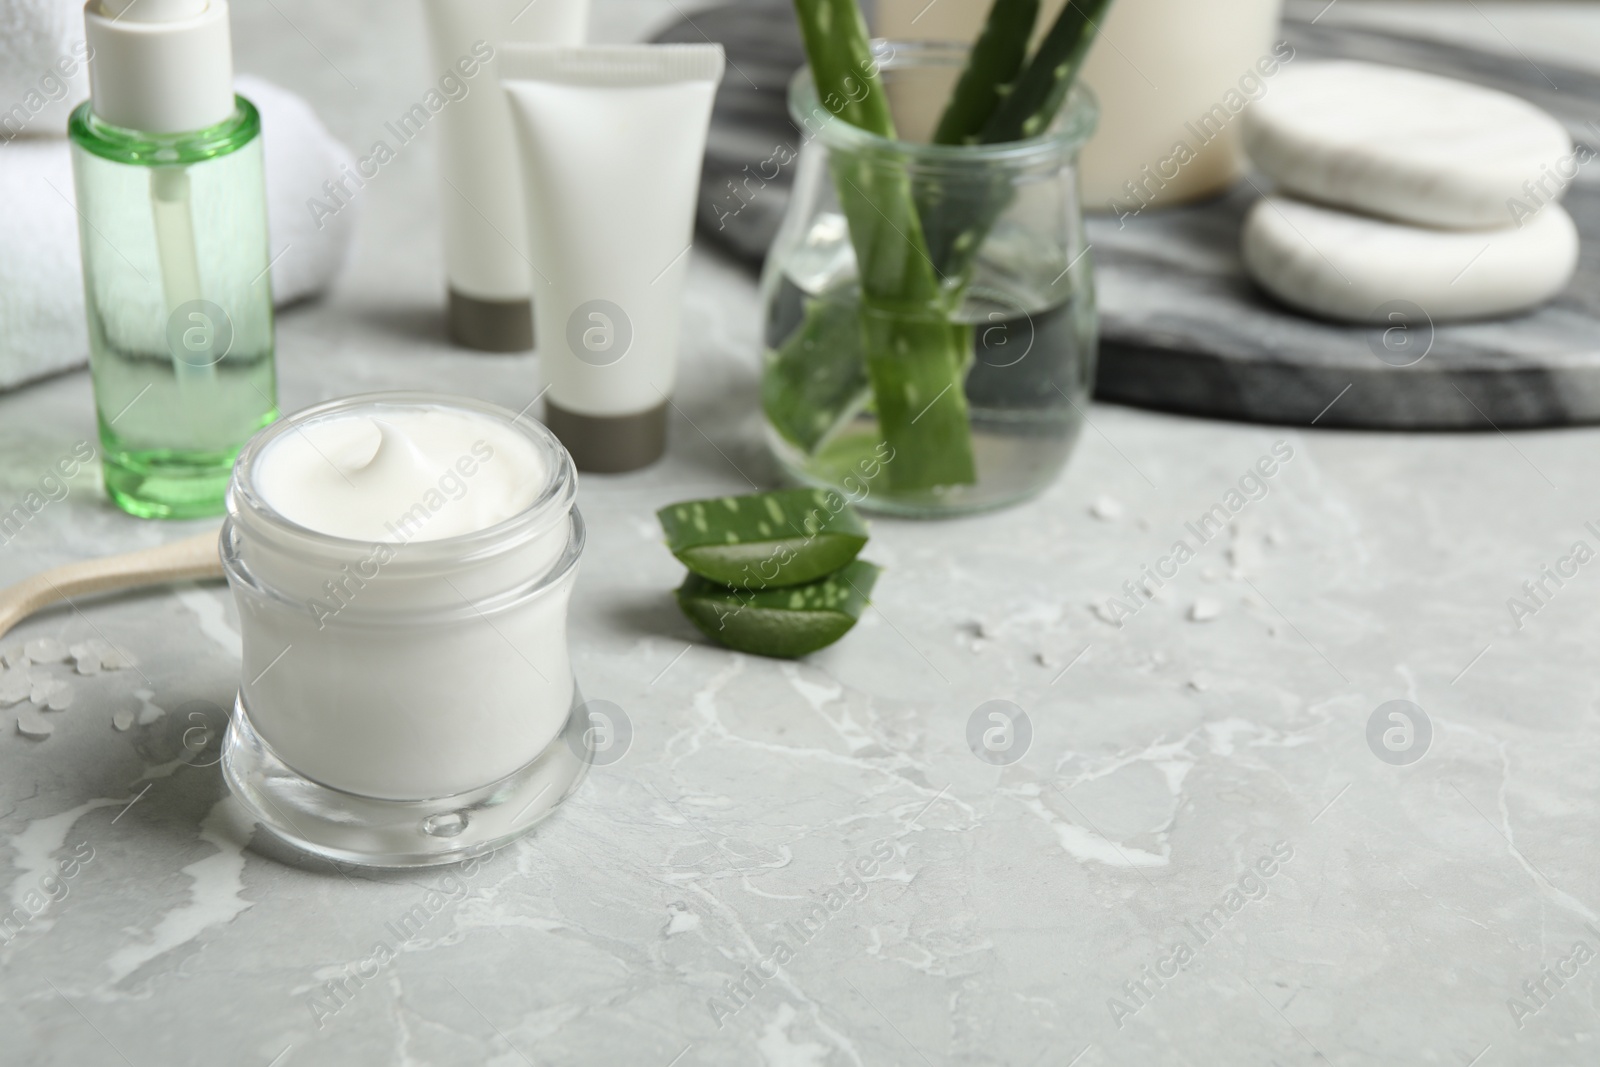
left=875, top=0, right=1286, bottom=210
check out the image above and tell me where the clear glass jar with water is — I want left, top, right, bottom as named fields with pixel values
left=761, top=42, right=1098, bottom=517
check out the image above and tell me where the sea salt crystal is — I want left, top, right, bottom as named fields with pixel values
left=24, top=638, right=68, bottom=663
left=46, top=687, right=74, bottom=712
left=1, top=647, right=28, bottom=669
left=72, top=639, right=101, bottom=671
left=0, top=671, right=29, bottom=706
left=16, top=709, right=53, bottom=739
left=99, top=646, right=138, bottom=670
left=112, top=708, right=135, bottom=732
left=136, top=702, right=164, bottom=726
left=1090, top=602, right=1123, bottom=626
left=31, top=678, right=70, bottom=706
left=1090, top=496, right=1123, bottom=521
left=1189, top=599, right=1222, bottom=623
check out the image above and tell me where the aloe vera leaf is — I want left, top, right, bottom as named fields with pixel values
left=932, top=0, right=1041, bottom=146
left=676, top=560, right=882, bottom=659
left=826, top=147, right=979, bottom=489
left=915, top=171, right=1012, bottom=282
left=656, top=488, right=869, bottom=589
left=859, top=309, right=976, bottom=490
left=980, top=0, right=1113, bottom=144
left=922, top=0, right=1111, bottom=280
left=762, top=292, right=872, bottom=454
left=792, top=0, right=895, bottom=138
left=791, top=0, right=978, bottom=490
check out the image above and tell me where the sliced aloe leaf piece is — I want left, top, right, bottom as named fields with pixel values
left=656, top=488, right=869, bottom=589
left=675, top=561, right=882, bottom=659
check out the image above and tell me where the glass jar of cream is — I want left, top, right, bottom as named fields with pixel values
left=219, top=392, right=590, bottom=867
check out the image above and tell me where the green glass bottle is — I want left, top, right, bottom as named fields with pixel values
left=69, top=0, right=277, bottom=519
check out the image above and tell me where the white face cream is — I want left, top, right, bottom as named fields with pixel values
left=254, top=409, right=545, bottom=543
left=219, top=393, right=589, bottom=867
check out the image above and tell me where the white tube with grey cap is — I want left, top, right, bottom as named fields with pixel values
left=500, top=43, right=725, bottom=473
left=421, top=0, right=590, bottom=352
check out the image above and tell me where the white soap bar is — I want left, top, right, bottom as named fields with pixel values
left=1241, top=196, right=1578, bottom=324
left=1243, top=61, right=1573, bottom=229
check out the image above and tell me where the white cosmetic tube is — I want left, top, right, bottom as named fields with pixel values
left=420, top=0, right=589, bottom=351
left=500, top=44, right=725, bottom=472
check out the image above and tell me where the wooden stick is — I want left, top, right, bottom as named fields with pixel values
left=0, top=528, right=224, bottom=642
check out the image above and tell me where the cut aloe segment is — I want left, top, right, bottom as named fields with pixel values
left=676, top=561, right=882, bottom=659
left=657, top=488, right=869, bottom=589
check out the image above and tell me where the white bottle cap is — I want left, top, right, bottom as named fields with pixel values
left=83, top=0, right=236, bottom=134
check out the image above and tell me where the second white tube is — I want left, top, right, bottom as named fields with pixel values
left=500, top=44, right=724, bottom=472
left=421, top=0, right=589, bottom=351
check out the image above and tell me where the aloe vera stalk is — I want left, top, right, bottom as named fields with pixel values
left=762, top=291, right=871, bottom=453
left=790, top=0, right=893, bottom=136
left=981, top=0, right=1113, bottom=144
left=791, top=0, right=977, bottom=490
left=922, top=0, right=1111, bottom=279
left=932, top=0, right=1040, bottom=146
left=859, top=309, right=976, bottom=487
left=920, top=0, right=1042, bottom=273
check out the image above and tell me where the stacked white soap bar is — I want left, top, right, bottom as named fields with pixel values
left=1239, top=61, right=1580, bottom=324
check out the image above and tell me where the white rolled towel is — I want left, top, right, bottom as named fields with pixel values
left=240, top=74, right=360, bottom=307
left=0, top=75, right=358, bottom=391
left=0, top=0, right=89, bottom=140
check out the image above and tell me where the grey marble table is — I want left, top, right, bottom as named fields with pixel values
left=2, top=3, right=1598, bottom=1065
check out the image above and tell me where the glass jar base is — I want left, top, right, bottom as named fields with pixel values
left=222, top=690, right=592, bottom=868
left=102, top=447, right=239, bottom=519
left=766, top=419, right=1083, bottom=519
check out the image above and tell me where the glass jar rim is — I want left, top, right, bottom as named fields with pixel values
left=227, top=391, right=578, bottom=564
left=220, top=509, right=586, bottom=624
left=787, top=39, right=1099, bottom=168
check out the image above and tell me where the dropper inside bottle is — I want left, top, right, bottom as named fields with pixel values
left=150, top=167, right=218, bottom=391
